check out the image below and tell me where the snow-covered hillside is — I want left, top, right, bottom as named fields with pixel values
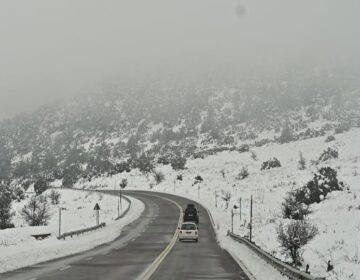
left=86, top=128, right=360, bottom=280
left=0, top=189, right=144, bottom=273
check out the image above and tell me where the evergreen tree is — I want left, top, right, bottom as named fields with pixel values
left=0, top=185, right=14, bottom=229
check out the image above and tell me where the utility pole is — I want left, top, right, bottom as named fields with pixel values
left=173, top=179, right=176, bottom=193
left=250, top=195, right=253, bottom=242
left=198, top=184, right=200, bottom=199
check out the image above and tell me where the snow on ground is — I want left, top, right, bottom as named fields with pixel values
left=0, top=189, right=144, bottom=273
left=85, top=128, right=360, bottom=280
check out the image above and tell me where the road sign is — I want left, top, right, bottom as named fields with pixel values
left=94, top=203, right=101, bottom=226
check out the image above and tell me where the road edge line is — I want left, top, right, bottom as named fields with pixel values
left=197, top=201, right=257, bottom=280
left=136, top=193, right=183, bottom=280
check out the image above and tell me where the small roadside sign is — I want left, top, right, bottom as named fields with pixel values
left=94, top=203, right=101, bottom=226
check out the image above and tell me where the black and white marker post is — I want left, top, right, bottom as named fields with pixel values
left=94, top=203, right=101, bottom=226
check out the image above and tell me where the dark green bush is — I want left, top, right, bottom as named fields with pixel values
left=261, top=157, right=281, bottom=170
left=295, top=167, right=344, bottom=205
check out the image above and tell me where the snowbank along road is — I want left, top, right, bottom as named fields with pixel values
left=0, top=190, right=251, bottom=280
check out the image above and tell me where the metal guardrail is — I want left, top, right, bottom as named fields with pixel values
left=228, top=231, right=326, bottom=280
left=56, top=190, right=132, bottom=240
left=57, top=223, right=106, bottom=240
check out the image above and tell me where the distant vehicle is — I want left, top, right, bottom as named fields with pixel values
left=178, top=222, right=198, bottom=242
left=183, top=203, right=199, bottom=224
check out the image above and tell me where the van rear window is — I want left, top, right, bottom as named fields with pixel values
left=181, top=224, right=196, bottom=230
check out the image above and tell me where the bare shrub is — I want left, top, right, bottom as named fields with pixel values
left=319, top=147, right=338, bottom=161
left=250, top=151, right=258, bottom=161
left=21, top=195, right=51, bottom=226
left=298, top=152, right=306, bottom=170
left=49, top=189, right=61, bottom=205
left=277, top=220, right=318, bottom=265
left=221, top=191, right=231, bottom=209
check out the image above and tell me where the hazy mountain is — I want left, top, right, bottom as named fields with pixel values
left=0, top=69, right=359, bottom=187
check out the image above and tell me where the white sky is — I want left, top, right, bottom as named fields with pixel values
left=0, top=0, right=359, bottom=119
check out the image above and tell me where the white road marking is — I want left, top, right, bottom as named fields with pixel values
left=59, top=265, right=71, bottom=271
left=85, top=257, right=93, bottom=261
left=136, top=193, right=183, bottom=280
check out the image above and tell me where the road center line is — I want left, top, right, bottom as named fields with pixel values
left=59, top=266, right=71, bottom=271
left=136, top=193, right=183, bottom=280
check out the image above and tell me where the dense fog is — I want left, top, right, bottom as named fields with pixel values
left=0, top=0, right=359, bottom=119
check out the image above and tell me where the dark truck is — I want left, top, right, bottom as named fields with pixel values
left=183, top=204, right=199, bottom=224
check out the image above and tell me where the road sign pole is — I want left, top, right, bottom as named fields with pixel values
left=94, top=203, right=101, bottom=226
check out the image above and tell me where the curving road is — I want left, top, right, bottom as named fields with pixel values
left=0, top=191, right=251, bottom=280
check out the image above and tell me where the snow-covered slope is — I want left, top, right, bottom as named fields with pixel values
left=87, top=128, right=360, bottom=280
left=0, top=189, right=144, bottom=273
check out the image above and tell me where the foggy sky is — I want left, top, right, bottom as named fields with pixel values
left=0, top=0, right=359, bottom=120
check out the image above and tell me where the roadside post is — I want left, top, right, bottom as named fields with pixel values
left=94, top=203, right=101, bottom=226
left=58, top=207, right=66, bottom=237
left=249, top=195, right=253, bottom=242
left=231, top=205, right=239, bottom=233
left=117, top=199, right=120, bottom=217
left=119, top=178, right=127, bottom=212
left=194, top=175, right=203, bottom=199
left=174, top=174, right=182, bottom=193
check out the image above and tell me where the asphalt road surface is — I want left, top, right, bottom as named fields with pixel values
left=1, top=191, right=250, bottom=280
